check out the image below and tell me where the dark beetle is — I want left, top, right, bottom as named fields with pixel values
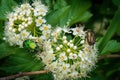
left=86, top=29, right=96, bottom=45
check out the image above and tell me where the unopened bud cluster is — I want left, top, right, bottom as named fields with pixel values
left=40, top=27, right=97, bottom=80
left=4, top=1, right=49, bottom=47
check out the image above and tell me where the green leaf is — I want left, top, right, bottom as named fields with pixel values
left=0, top=20, right=4, bottom=40
left=0, top=43, right=17, bottom=59
left=101, top=40, right=120, bottom=54
left=67, top=0, right=91, bottom=26
left=0, top=43, right=44, bottom=74
left=112, top=0, right=120, bottom=6
left=99, top=7, right=120, bottom=52
left=99, top=0, right=117, bottom=15
left=46, top=0, right=92, bottom=27
left=53, top=0, right=67, bottom=10
left=116, top=27, right=120, bottom=36
left=69, top=11, right=92, bottom=26
left=46, top=6, right=70, bottom=27
left=0, top=0, right=17, bottom=20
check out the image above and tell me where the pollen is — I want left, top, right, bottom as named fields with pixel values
left=38, top=19, right=43, bottom=24
left=44, top=26, right=49, bottom=31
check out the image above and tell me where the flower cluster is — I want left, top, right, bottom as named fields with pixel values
left=39, top=27, right=98, bottom=80
left=4, top=1, right=98, bottom=80
left=4, top=1, right=49, bottom=47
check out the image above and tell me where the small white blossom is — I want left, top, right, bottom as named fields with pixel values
left=36, top=17, right=46, bottom=26
left=69, top=43, right=74, bottom=48
left=67, top=49, right=71, bottom=53
left=40, top=24, right=51, bottom=33
left=59, top=45, right=63, bottom=48
left=69, top=53, right=77, bottom=59
left=34, top=3, right=48, bottom=16
left=80, top=40, right=85, bottom=44
left=59, top=52, right=67, bottom=61
left=61, top=63, right=70, bottom=73
left=63, top=40, right=68, bottom=44
left=73, top=46, right=77, bottom=50
left=63, top=36, right=67, bottom=40
left=56, top=47, right=60, bottom=51
left=51, top=27, right=62, bottom=38
left=71, top=27, right=84, bottom=37
left=20, top=30, right=30, bottom=40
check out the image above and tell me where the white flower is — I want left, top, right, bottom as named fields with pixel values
left=67, top=49, right=71, bottom=53
left=20, top=30, right=30, bottom=40
left=69, top=71, right=78, bottom=78
left=69, top=53, right=73, bottom=59
left=62, top=26, right=71, bottom=33
left=59, top=45, right=63, bottom=48
left=42, top=56, right=52, bottom=65
left=7, top=12, right=14, bottom=19
left=48, top=61, right=59, bottom=72
left=40, top=24, right=51, bottom=33
left=78, top=50, right=86, bottom=61
left=13, top=34, right=20, bottom=45
left=21, top=3, right=31, bottom=10
left=73, top=46, right=77, bottom=50
left=51, top=27, right=62, bottom=38
left=56, top=47, right=60, bottom=51
left=48, top=49, right=54, bottom=54
left=80, top=39, right=85, bottom=44
left=69, top=53, right=77, bottom=59
left=34, top=5, right=48, bottom=16
left=35, top=17, right=46, bottom=26
left=40, top=32, right=50, bottom=40
left=32, top=0, right=41, bottom=6
left=63, top=40, right=68, bottom=44
left=59, top=52, right=68, bottom=61
left=12, top=28, right=17, bottom=32
left=71, top=27, right=84, bottom=37
left=61, top=63, right=70, bottom=73
left=69, top=43, right=74, bottom=48
left=63, top=36, right=67, bottom=40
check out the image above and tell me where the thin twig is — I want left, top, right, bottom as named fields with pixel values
left=0, top=54, right=120, bottom=80
left=0, top=70, right=48, bottom=80
left=98, top=54, right=120, bottom=60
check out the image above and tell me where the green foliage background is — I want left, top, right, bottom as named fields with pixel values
left=0, top=0, right=120, bottom=80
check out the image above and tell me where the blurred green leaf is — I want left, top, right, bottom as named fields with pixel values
left=86, top=75, right=106, bottom=80
left=69, top=11, right=92, bottom=26
left=0, top=43, right=17, bottom=59
left=0, top=21, right=4, bottom=40
left=116, top=24, right=120, bottom=36
left=46, top=6, right=70, bottom=27
left=99, top=7, right=120, bottom=52
left=46, top=0, right=92, bottom=27
left=100, top=0, right=117, bottom=15
left=0, top=43, right=44, bottom=74
left=53, top=0, right=67, bottom=10
left=67, top=0, right=91, bottom=26
left=101, top=40, right=120, bottom=54
left=112, top=0, right=120, bottom=6
left=0, top=0, right=17, bottom=20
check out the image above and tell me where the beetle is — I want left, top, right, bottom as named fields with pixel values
left=23, top=39, right=39, bottom=53
left=86, top=29, right=96, bottom=46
